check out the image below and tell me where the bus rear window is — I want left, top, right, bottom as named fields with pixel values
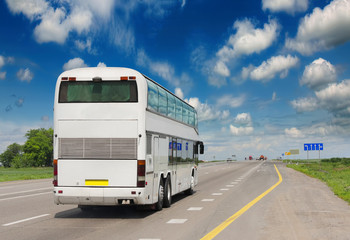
left=59, top=81, right=138, bottom=103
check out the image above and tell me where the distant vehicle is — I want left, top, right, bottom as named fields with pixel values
left=53, top=67, right=204, bottom=211
left=259, top=155, right=265, bottom=160
left=249, top=156, right=253, bottom=160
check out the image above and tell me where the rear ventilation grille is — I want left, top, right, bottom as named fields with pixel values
left=59, top=138, right=137, bottom=159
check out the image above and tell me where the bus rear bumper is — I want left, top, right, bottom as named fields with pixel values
left=54, top=187, right=147, bottom=206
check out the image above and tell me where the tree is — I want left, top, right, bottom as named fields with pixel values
left=0, top=143, right=23, bottom=167
left=22, top=128, right=53, bottom=167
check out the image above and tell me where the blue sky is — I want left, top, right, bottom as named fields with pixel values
left=1, top=0, right=350, bottom=160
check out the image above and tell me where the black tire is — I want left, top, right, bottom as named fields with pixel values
left=163, top=177, right=172, bottom=208
left=155, top=180, right=164, bottom=211
left=185, top=175, right=195, bottom=195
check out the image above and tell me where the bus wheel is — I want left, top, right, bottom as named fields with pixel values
left=185, top=175, right=194, bottom=195
left=163, top=177, right=172, bottom=208
left=155, top=180, right=164, bottom=211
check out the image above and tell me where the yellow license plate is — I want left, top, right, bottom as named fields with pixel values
left=85, top=179, right=109, bottom=186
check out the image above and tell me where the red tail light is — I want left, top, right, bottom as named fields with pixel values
left=137, top=160, right=145, bottom=187
left=53, top=159, right=58, bottom=186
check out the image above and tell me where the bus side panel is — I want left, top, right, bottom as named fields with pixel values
left=58, top=160, right=137, bottom=187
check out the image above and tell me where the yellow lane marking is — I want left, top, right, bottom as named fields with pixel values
left=201, top=164, right=283, bottom=240
left=85, top=179, right=109, bottom=186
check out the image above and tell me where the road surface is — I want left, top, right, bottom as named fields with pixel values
left=1, top=161, right=349, bottom=240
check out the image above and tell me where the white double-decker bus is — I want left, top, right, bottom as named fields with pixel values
left=53, top=67, right=204, bottom=210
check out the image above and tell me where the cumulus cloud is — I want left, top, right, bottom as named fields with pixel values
left=0, top=55, right=8, bottom=80
left=285, top=127, right=304, bottom=138
left=290, top=97, right=318, bottom=112
left=75, top=39, right=94, bottom=54
left=300, top=58, right=337, bottom=90
left=63, top=58, right=88, bottom=71
left=16, top=68, right=34, bottom=82
left=186, top=97, right=230, bottom=122
left=175, top=88, right=184, bottom=99
left=97, top=62, right=107, bottom=67
left=262, top=0, right=308, bottom=14
left=217, top=18, right=279, bottom=64
left=315, top=79, right=350, bottom=116
left=216, top=94, right=246, bottom=108
left=285, top=0, right=350, bottom=55
left=234, top=113, right=252, bottom=126
left=230, top=125, right=254, bottom=136
left=291, top=79, right=350, bottom=117
left=229, top=112, right=254, bottom=136
left=243, top=55, right=299, bottom=82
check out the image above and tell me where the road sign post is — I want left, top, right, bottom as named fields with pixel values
left=304, top=143, right=324, bottom=160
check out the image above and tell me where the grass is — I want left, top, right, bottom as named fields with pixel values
left=0, top=167, right=53, bottom=182
left=287, top=158, right=350, bottom=204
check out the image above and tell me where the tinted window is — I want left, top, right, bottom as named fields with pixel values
left=147, top=81, right=159, bottom=111
left=59, top=81, right=137, bottom=103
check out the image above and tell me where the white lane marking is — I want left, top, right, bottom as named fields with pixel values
left=0, top=187, right=52, bottom=197
left=2, top=214, right=50, bottom=226
left=0, top=192, right=51, bottom=202
left=220, top=188, right=229, bottom=191
left=212, top=193, right=223, bottom=196
left=226, top=185, right=234, bottom=187
left=167, top=219, right=187, bottom=224
left=202, top=199, right=214, bottom=202
left=230, top=182, right=238, bottom=184
left=187, top=207, right=203, bottom=211
left=205, top=172, right=209, bottom=175
left=235, top=179, right=242, bottom=182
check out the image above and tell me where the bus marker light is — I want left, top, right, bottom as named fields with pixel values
left=61, top=77, right=68, bottom=81
left=68, top=77, right=76, bottom=81
left=129, top=76, right=136, bottom=80
left=131, top=191, right=136, bottom=195
left=58, top=190, right=63, bottom=194
left=120, top=76, right=128, bottom=80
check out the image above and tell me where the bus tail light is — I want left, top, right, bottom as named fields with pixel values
left=53, top=159, right=58, bottom=186
left=137, top=160, right=145, bottom=187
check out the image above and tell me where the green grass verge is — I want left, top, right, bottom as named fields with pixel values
left=0, top=167, right=53, bottom=182
left=287, top=159, right=350, bottom=204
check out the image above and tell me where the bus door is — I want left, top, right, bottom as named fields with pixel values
left=169, top=137, right=178, bottom=194
left=152, top=135, right=160, bottom=203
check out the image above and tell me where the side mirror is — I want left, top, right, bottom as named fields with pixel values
left=200, top=143, right=204, bottom=154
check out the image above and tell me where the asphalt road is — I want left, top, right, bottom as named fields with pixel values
left=1, top=161, right=349, bottom=240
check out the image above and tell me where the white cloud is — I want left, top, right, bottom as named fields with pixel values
left=272, top=91, right=277, bottom=101
left=0, top=55, right=6, bottom=80
left=300, top=58, right=337, bottom=90
left=315, top=79, right=350, bottom=116
left=63, top=58, right=88, bottom=71
left=216, top=94, right=246, bottom=108
left=186, top=97, right=230, bottom=122
left=290, top=97, right=318, bottom=112
left=175, top=88, right=184, bottom=99
left=285, top=0, right=350, bottom=55
left=285, top=127, right=304, bottom=138
left=262, top=0, right=308, bottom=14
left=0, top=55, right=5, bottom=68
left=245, top=55, right=299, bottom=82
left=5, top=0, right=48, bottom=20
left=234, top=113, right=252, bottom=126
left=97, top=62, right=107, bottom=67
left=214, top=61, right=230, bottom=77
left=230, top=125, right=254, bottom=136
left=75, top=39, right=94, bottom=53
left=16, top=68, right=34, bottom=83
left=217, top=18, right=279, bottom=62
left=137, top=49, right=192, bottom=89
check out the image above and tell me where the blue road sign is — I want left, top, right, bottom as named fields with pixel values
left=304, top=143, right=324, bottom=151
